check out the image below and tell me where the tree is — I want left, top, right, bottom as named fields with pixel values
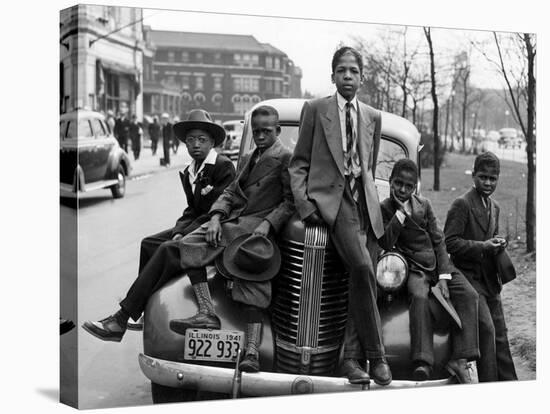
left=424, top=27, right=441, bottom=191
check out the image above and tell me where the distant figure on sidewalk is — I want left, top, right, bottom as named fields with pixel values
left=114, top=112, right=130, bottom=153
left=106, top=109, right=116, bottom=135
left=148, top=116, right=161, bottom=156
left=172, top=116, right=180, bottom=155
left=129, top=114, right=142, bottom=160
left=161, top=113, right=172, bottom=166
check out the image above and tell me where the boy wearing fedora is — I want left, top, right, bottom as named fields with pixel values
left=83, top=109, right=235, bottom=334
left=379, top=159, right=479, bottom=383
left=444, top=152, right=517, bottom=382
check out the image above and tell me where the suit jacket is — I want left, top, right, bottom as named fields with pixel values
left=289, top=94, right=384, bottom=238
left=210, top=138, right=295, bottom=236
left=444, top=187, right=501, bottom=295
left=171, top=154, right=235, bottom=237
left=379, top=194, right=454, bottom=282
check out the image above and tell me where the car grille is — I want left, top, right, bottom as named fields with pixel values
left=273, top=225, right=349, bottom=376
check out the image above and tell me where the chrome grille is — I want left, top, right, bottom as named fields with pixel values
left=273, top=225, right=349, bottom=375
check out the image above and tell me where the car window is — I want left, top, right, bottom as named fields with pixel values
left=66, top=120, right=77, bottom=140
left=77, top=119, right=94, bottom=138
left=91, top=118, right=107, bottom=138
left=375, top=138, right=408, bottom=181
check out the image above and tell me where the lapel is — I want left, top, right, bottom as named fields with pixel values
left=487, top=197, right=497, bottom=238
left=404, top=195, right=426, bottom=231
left=320, top=94, right=345, bottom=177
left=243, top=140, right=282, bottom=187
left=470, top=188, right=490, bottom=233
left=180, top=168, right=195, bottom=207
left=357, top=101, right=375, bottom=173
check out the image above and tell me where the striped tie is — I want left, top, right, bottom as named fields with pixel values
left=346, top=102, right=360, bottom=202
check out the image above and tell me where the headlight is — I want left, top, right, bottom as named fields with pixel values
left=376, top=252, right=408, bottom=292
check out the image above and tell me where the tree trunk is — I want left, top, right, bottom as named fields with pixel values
left=444, top=100, right=450, bottom=150
left=524, top=34, right=536, bottom=253
left=424, top=27, right=440, bottom=191
left=461, top=71, right=469, bottom=153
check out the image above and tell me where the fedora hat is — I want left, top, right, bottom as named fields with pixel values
left=221, top=234, right=281, bottom=282
left=173, top=109, right=225, bottom=147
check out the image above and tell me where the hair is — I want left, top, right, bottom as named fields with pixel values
left=251, top=105, right=279, bottom=122
left=390, top=158, right=419, bottom=182
left=331, top=46, right=364, bottom=74
left=473, top=151, right=500, bottom=174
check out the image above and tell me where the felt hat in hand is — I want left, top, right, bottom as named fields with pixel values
left=221, top=234, right=281, bottom=282
left=172, top=109, right=226, bottom=146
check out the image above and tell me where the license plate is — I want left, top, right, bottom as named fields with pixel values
left=183, top=329, right=244, bottom=363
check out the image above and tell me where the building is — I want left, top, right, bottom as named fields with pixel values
left=59, top=5, right=148, bottom=118
left=142, top=28, right=303, bottom=122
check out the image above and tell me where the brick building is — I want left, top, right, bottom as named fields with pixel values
left=142, top=28, right=303, bottom=122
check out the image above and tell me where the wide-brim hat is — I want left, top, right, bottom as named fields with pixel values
left=220, top=234, right=281, bottom=282
left=173, top=109, right=226, bottom=147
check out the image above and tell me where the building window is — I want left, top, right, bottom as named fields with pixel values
left=252, top=54, right=259, bottom=66
left=274, top=58, right=280, bottom=70
left=213, top=76, right=223, bottom=91
left=265, top=79, right=273, bottom=93
left=233, top=76, right=259, bottom=92
left=265, top=56, right=272, bottom=69
left=212, top=93, right=223, bottom=108
left=195, top=76, right=204, bottom=90
left=193, top=93, right=206, bottom=107
left=168, top=51, right=175, bottom=63
left=274, top=80, right=281, bottom=94
left=181, top=75, right=190, bottom=90
left=181, top=51, right=189, bottom=63
left=251, top=95, right=261, bottom=104
left=213, top=53, right=222, bottom=64
left=234, top=53, right=241, bottom=65
left=195, top=52, right=203, bottom=63
left=231, top=94, right=253, bottom=115
left=166, top=75, right=176, bottom=86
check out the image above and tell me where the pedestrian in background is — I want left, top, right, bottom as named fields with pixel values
left=148, top=115, right=161, bottom=156
left=161, top=113, right=172, bottom=166
left=114, top=112, right=130, bottom=153
left=129, top=114, right=142, bottom=160
left=106, top=109, right=116, bottom=135
left=172, top=115, right=180, bottom=155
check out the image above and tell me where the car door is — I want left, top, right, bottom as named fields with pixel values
left=77, top=117, right=101, bottom=183
left=90, top=117, right=114, bottom=180
left=60, top=119, right=77, bottom=185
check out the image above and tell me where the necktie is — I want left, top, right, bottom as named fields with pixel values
left=345, top=102, right=359, bottom=201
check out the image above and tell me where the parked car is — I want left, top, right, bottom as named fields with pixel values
left=60, top=110, right=131, bottom=198
left=219, top=120, right=244, bottom=161
left=498, top=128, right=522, bottom=149
left=139, top=99, right=454, bottom=403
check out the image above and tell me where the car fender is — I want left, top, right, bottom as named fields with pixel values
left=106, top=143, right=131, bottom=179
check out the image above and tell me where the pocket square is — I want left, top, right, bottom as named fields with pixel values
left=201, top=185, right=214, bottom=196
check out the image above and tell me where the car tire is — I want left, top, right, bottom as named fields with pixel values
left=151, top=382, right=197, bottom=404
left=110, top=165, right=126, bottom=198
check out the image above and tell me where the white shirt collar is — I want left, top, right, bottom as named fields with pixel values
left=337, top=92, right=358, bottom=112
left=189, top=148, right=218, bottom=174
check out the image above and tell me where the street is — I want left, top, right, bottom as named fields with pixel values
left=62, top=167, right=190, bottom=409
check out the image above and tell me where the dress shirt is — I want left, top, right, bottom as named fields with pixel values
left=187, top=148, right=218, bottom=193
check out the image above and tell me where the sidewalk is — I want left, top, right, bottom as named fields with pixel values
left=128, top=145, right=193, bottom=179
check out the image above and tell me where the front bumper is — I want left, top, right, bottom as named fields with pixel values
left=139, top=353, right=453, bottom=397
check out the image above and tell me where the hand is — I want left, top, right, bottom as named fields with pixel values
left=391, top=188, right=407, bottom=214
left=494, top=235, right=508, bottom=249
left=253, top=220, right=271, bottom=237
left=206, top=216, right=223, bottom=247
left=436, top=279, right=450, bottom=300
left=483, top=238, right=504, bottom=255
left=172, top=233, right=183, bottom=241
left=304, top=211, right=324, bottom=226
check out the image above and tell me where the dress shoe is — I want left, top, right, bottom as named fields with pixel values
left=446, top=358, right=473, bottom=384
left=169, top=312, right=221, bottom=335
left=413, top=362, right=433, bottom=381
left=82, top=315, right=127, bottom=342
left=340, top=359, right=371, bottom=385
left=239, top=353, right=260, bottom=373
left=127, top=315, right=144, bottom=331
left=370, top=357, right=392, bottom=386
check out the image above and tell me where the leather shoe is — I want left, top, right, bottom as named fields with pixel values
left=340, top=359, right=371, bottom=385
left=82, top=315, right=126, bottom=342
left=446, top=358, right=472, bottom=384
left=413, top=362, right=432, bottom=381
left=169, top=312, right=221, bottom=335
left=370, top=357, right=392, bottom=386
left=127, top=315, right=144, bottom=331
left=239, top=353, right=260, bottom=373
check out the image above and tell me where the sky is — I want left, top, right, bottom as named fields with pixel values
left=142, top=8, right=518, bottom=97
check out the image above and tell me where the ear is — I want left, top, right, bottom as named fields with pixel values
left=331, top=73, right=335, bottom=84
left=276, top=125, right=281, bottom=136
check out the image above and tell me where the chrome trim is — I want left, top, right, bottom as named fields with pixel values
left=139, top=354, right=453, bottom=396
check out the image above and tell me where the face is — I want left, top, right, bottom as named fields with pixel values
left=390, top=170, right=417, bottom=203
left=331, top=52, right=363, bottom=101
left=472, top=166, right=499, bottom=197
left=251, top=114, right=280, bottom=150
left=184, top=128, right=215, bottom=162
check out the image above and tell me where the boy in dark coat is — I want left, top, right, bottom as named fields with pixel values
left=379, top=159, right=479, bottom=383
left=444, top=152, right=517, bottom=382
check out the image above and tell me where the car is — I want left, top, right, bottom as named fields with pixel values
left=219, top=120, right=244, bottom=161
left=498, top=128, right=522, bottom=149
left=60, top=110, right=131, bottom=199
left=139, top=99, right=455, bottom=403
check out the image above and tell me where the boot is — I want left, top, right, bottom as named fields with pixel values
left=170, top=282, right=220, bottom=334
left=239, top=323, right=262, bottom=373
left=82, top=309, right=128, bottom=342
